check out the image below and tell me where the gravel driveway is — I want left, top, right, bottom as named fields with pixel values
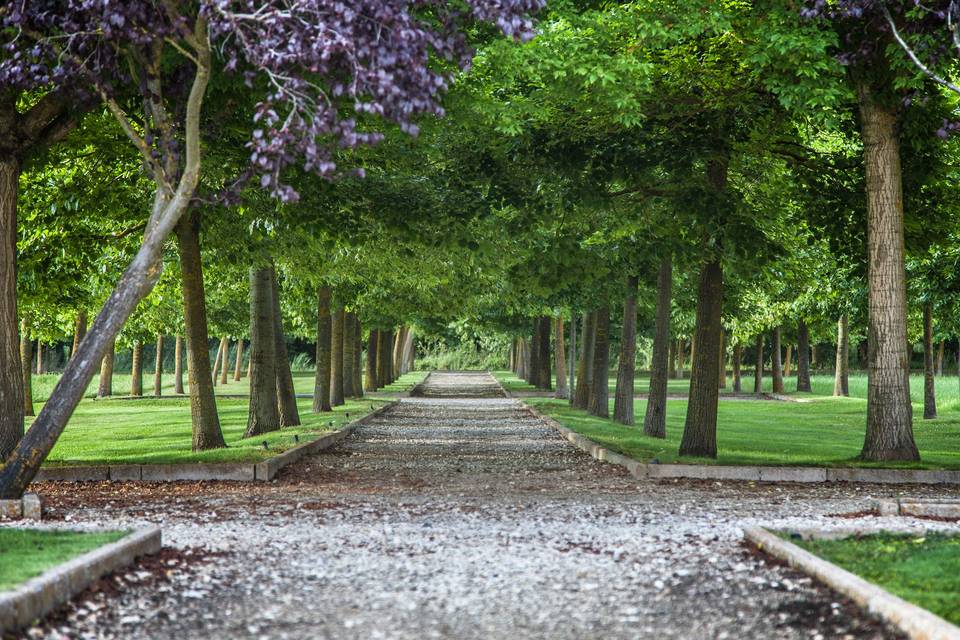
left=19, top=371, right=959, bottom=639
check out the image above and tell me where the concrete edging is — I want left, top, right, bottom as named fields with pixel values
left=522, top=402, right=960, bottom=485
left=0, top=526, right=162, bottom=632
left=33, top=401, right=399, bottom=484
left=874, top=499, right=960, bottom=519
left=744, top=526, right=960, bottom=640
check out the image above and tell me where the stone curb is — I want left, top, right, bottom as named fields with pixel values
left=522, top=403, right=960, bottom=485
left=0, top=527, right=162, bottom=632
left=0, top=493, right=42, bottom=521
left=254, top=400, right=399, bottom=481
left=408, top=372, right=434, bottom=398
left=874, top=499, right=960, bottom=519
left=744, top=526, right=960, bottom=640
left=32, top=401, right=399, bottom=485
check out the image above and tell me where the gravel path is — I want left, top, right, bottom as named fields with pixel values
left=18, top=371, right=960, bottom=639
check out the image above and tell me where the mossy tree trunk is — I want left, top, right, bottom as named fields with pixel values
left=644, top=257, right=672, bottom=438
left=312, top=286, right=332, bottom=412
left=554, top=316, right=568, bottom=399
left=587, top=307, right=610, bottom=418
left=923, top=302, right=937, bottom=420
left=271, top=269, right=300, bottom=427
left=365, top=329, right=379, bottom=392
left=753, top=334, right=763, bottom=394
left=245, top=266, right=280, bottom=437
left=613, top=277, right=638, bottom=425
left=797, top=319, right=811, bottom=393
left=573, top=311, right=596, bottom=410
left=771, top=326, right=784, bottom=394
left=343, top=311, right=357, bottom=398
left=330, top=305, right=345, bottom=407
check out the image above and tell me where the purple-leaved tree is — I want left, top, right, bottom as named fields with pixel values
left=0, top=0, right=542, bottom=498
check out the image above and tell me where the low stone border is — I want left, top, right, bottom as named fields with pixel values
left=0, top=527, right=162, bottom=633
left=744, top=526, right=960, bottom=640
left=408, top=372, right=434, bottom=397
left=32, top=401, right=398, bottom=484
left=523, top=403, right=960, bottom=485
left=874, top=499, right=960, bottom=519
left=0, top=493, right=42, bottom=521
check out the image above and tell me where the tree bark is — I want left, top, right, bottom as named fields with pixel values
left=217, top=337, right=229, bottom=386
left=377, top=329, right=391, bottom=389
left=71, top=312, right=87, bottom=360
left=400, top=324, right=414, bottom=374
left=568, top=316, right=576, bottom=402
left=174, top=334, right=185, bottom=395
left=923, top=303, right=937, bottom=420
left=130, top=341, right=144, bottom=397
left=330, top=305, right=345, bottom=406
left=385, top=330, right=396, bottom=384
left=679, top=259, right=723, bottom=458
left=97, top=340, right=115, bottom=399
left=391, top=326, right=405, bottom=381
left=36, top=341, right=44, bottom=375
left=509, top=338, right=516, bottom=372
left=245, top=266, right=279, bottom=436
left=732, top=344, right=742, bottom=393
left=614, top=277, right=638, bottom=425
left=19, top=319, right=33, bottom=421
left=211, top=337, right=226, bottom=387
left=528, top=318, right=540, bottom=386
left=797, top=320, right=811, bottom=393
left=771, top=327, right=784, bottom=394
left=154, top=335, right=163, bottom=397
left=644, top=257, right=671, bottom=438
left=312, top=286, right=333, bottom=412
left=573, top=312, right=596, bottom=410
left=354, top=316, right=365, bottom=395
left=677, top=338, right=685, bottom=379
left=753, top=334, right=763, bottom=394
left=784, top=344, right=792, bottom=378
left=232, top=338, right=244, bottom=382
left=536, top=316, right=552, bottom=391
left=587, top=307, right=610, bottom=418
left=175, top=214, right=224, bottom=444
left=343, top=311, right=357, bottom=397
left=271, top=269, right=300, bottom=427
left=0, top=156, right=23, bottom=460
left=834, top=314, right=850, bottom=397
left=554, top=316, right=568, bottom=399
left=857, top=84, right=919, bottom=461
left=365, top=329, right=379, bottom=392
left=668, top=339, right=677, bottom=379
left=718, top=328, right=727, bottom=389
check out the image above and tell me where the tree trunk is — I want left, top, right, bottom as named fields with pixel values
left=668, top=339, right=677, bottom=379
left=573, top=312, right=596, bottom=410
left=688, top=335, right=696, bottom=378
left=644, top=257, right=671, bottom=438
left=211, top=337, right=226, bottom=387
left=937, top=340, right=945, bottom=376
left=568, top=316, right=576, bottom=402
left=365, top=329, right=379, bottom=392
left=271, top=269, right=300, bottom=427
left=509, top=338, right=516, bottom=372
left=312, top=286, right=333, bottom=412
left=858, top=84, right=919, bottom=461
left=771, top=327, right=784, bottom=394
left=330, top=305, right=345, bottom=406
left=554, top=316, right=568, bottom=399
left=834, top=314, right=850, bottom=397
left=376, top=329, right=391, bottom=389
left=753, top=334, right=763, bottom=394
left=97, top=340, right=115, bottom=398
left=718, top=328, right=727, bottom=389
left=19, top=319, right=33, bottom=421
left=232, top=338, right=244, bottom=382
left=36, top=341, right=44, bottom=375
left=677, top=338, right=685, bottom=379
left=71, top=311, right=87, bottom=360
left=343, top=311, right=357, bottom=397
left=391, top=326, right=405, bottom=381
left=784, top=344, right=792, bottom=378
left=811, top=343, right=818, bottom=370
left=923, top=303, right=937, bottom=420
left=797, top=320, right=811, bottom=393
left=218, top=337, right=230, bottom=386
left=354, top=316, right=365, bottom=395
left=536, top=316, right=552, bottom=391
left=174, top=334, right=185, bottom=395
left=732, top=344, right=742, bottom=393
left=154, top=335, right=164, bottom=397
left=614, top=277, right=638, bottom=425
left=528, top=318, right=540, bottom=386
left=245, top=266, right=279, bottom=436
left=679, top=259, right=723, bottom=458
left=130, top=341, right=144, bottom=397
left=385, top=330, right=396, bottom=384
left=0, top=156, right=22, bottom=460
left=401, top=324, right=414, bottom=374
left=587, top=307, right=610, bottom=418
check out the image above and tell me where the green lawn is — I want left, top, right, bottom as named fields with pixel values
left=505, top=369, right=960, bottom=469
left=0, top=528, right=129, bottom=590
left=14, top=370, right=427, bottom=466
left=792, top=533, right=960, bottom=625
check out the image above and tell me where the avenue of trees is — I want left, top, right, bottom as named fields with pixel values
left=3, top=1, right=960, bottom=497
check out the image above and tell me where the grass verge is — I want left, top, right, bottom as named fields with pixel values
left=791, top=533, right=960, bottom=625
left=0, top=528, right=128, bottom=591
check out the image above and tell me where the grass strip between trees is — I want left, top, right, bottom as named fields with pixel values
left=493, top=371, right=960, bottom=469
left=790, top=533, right=960, bottom=626
left=0, top=528, right=129, bottom=591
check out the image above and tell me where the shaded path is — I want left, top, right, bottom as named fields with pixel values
left=26, top=371, right=956, bottom=639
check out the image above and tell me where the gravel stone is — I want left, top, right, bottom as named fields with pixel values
left=19, top=372, right=960, bottom=639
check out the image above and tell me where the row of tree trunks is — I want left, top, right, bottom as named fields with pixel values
left=554, top=317, right=568, bottom=399
left=643, top=257, right=672, bottom=438
left=613, top=276, right=638, bottom=425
